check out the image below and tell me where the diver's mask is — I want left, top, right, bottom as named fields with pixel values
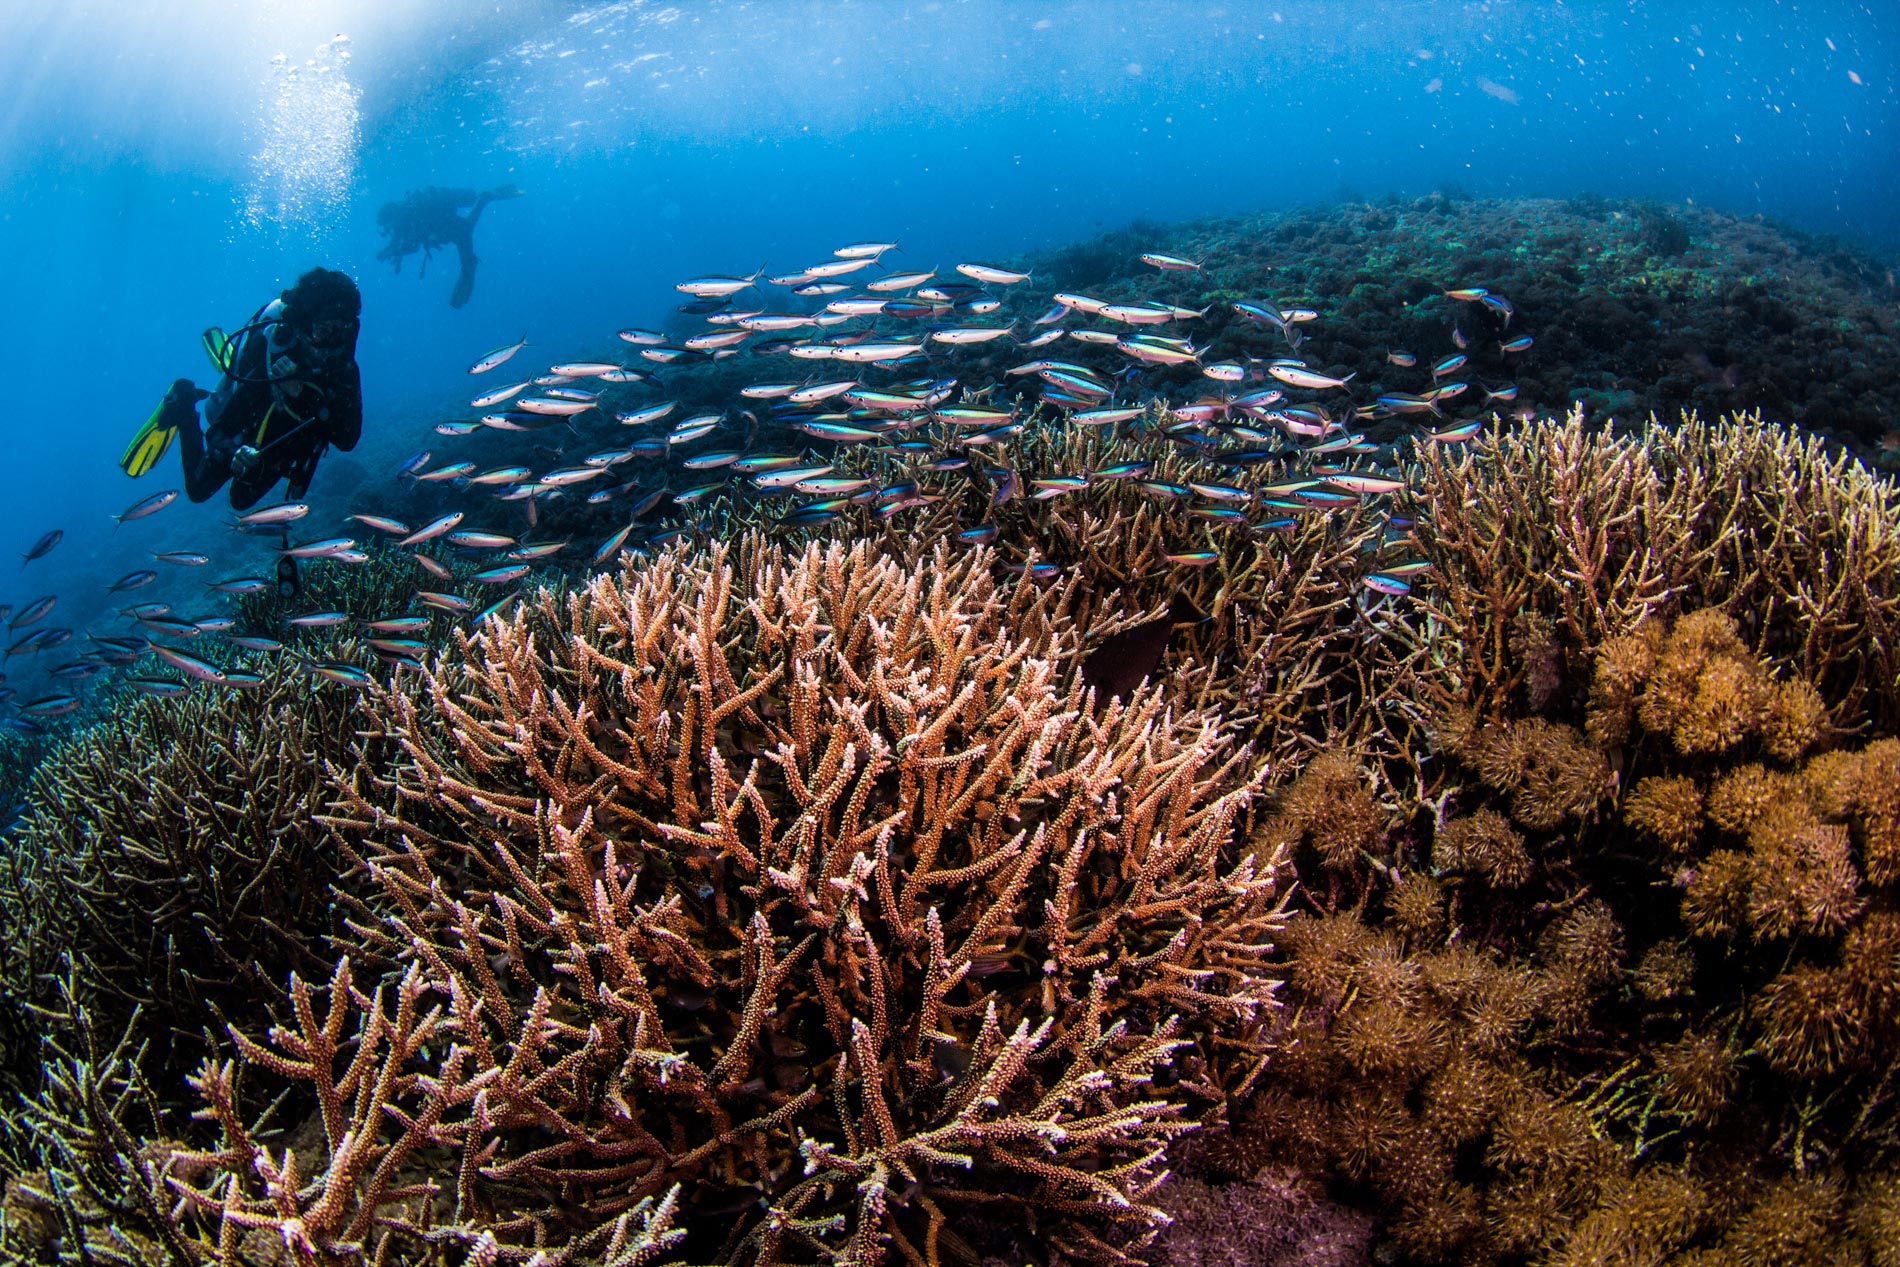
left=231, top=445, right=263, bottom=479
left=305, top=317, right=358, bottom=360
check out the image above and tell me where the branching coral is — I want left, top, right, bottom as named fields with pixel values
left=1410, top=411, right=1900, bottom=728
left=214, top=535, right=1288, bottom=1264
left=0, top=664, right=387, bottom=1096
left=725, top=415, right=1427, bottom=773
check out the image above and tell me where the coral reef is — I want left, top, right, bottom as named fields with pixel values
left=4, top=536, right=1289, bottom=1265
left=2, top=403, right=1897, bottom=1265
left=0, top=665, right=387, bottom=1099
left=1222, top=603, right=1900, bottom=1263
left=1016, top=196, right=1900, bottom=455
left=1410, top=412, right=1900, bottom=729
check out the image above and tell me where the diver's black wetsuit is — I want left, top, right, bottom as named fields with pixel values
left=172, top=296, right=362, bottom=511
left=376, top=185, right=517, bottom=308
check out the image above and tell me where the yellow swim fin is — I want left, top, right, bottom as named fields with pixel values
left=201, top=326, right=232, bottom=375
left=120, top=398, right=178, bottom=479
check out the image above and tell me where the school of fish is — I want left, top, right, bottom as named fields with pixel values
left=0, top=242, right=1533, bottom=728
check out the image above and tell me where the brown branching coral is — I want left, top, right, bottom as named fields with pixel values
left=1410, top=411, right=1900, bottom=729
left=0, top=663, right=387, bottom=1088
left=732, top=413, right=1433, bottom=774
left=246, top=535, right=1288, bottom=1264
left=140, top=960, right=692, bottom=1266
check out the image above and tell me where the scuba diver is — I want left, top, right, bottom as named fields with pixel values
left=375, top=184, right=521, bottom=308
left=119, top=267, right=363, bottom=597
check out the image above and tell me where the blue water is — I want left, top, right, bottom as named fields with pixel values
left=0, top=0, right=1893, bottom=716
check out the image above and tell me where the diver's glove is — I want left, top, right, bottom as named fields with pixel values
left=168, top=379, right=209, bottom=408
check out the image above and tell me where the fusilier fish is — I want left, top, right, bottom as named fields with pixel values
left=956, top=262, right=1031, bottom=285
left=399, top=513, right=465, bottom=547
left=114, top=489, right=179, bottom=524
left=20, top=530, right=62, bottom=565
left=468, top=334, right=529, bottom=374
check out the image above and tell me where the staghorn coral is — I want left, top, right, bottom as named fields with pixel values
left=0, top=664, right=387, bottom=1094
left=1410, top=412, right=1900, bottom=730
left=155, top=535, right=1285, bottom=1266
left=721, top=412, right=1430, bottom=775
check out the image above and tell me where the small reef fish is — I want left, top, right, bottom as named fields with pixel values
left=468, top=334, right=529, bottom=374
left=11, top=597, right=56, bottom=628
left=956, top=262, right=1031, bottom=285
left=1268, top=364, right=1355, bottom=390
left=280, top=537, right=357, bottom=560
left=114, top=489, right=179, bottom=524
left=151, top=646, right=227, bottom=683
left=470, top=381, right=529, bottom=408
left=400, top=513, right=466, bottom=547
left=348, top=514, right=413, bottom=535
left=20, top=530, right=62, bottom=566
left=676, top=270, right=763, bottom=297
left=308, top=661, right=376, bottom=686
left=236, top=502, right=310, bottom=527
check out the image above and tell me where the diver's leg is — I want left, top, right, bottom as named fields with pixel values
left=228, top=465, right=275, bottom=512
left=170, top=383, right=227, bottom=504
left=449, top=228, right=478, bottom=308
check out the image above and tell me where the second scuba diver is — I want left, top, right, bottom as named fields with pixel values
left=375, top=184, right=521, bottom=308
